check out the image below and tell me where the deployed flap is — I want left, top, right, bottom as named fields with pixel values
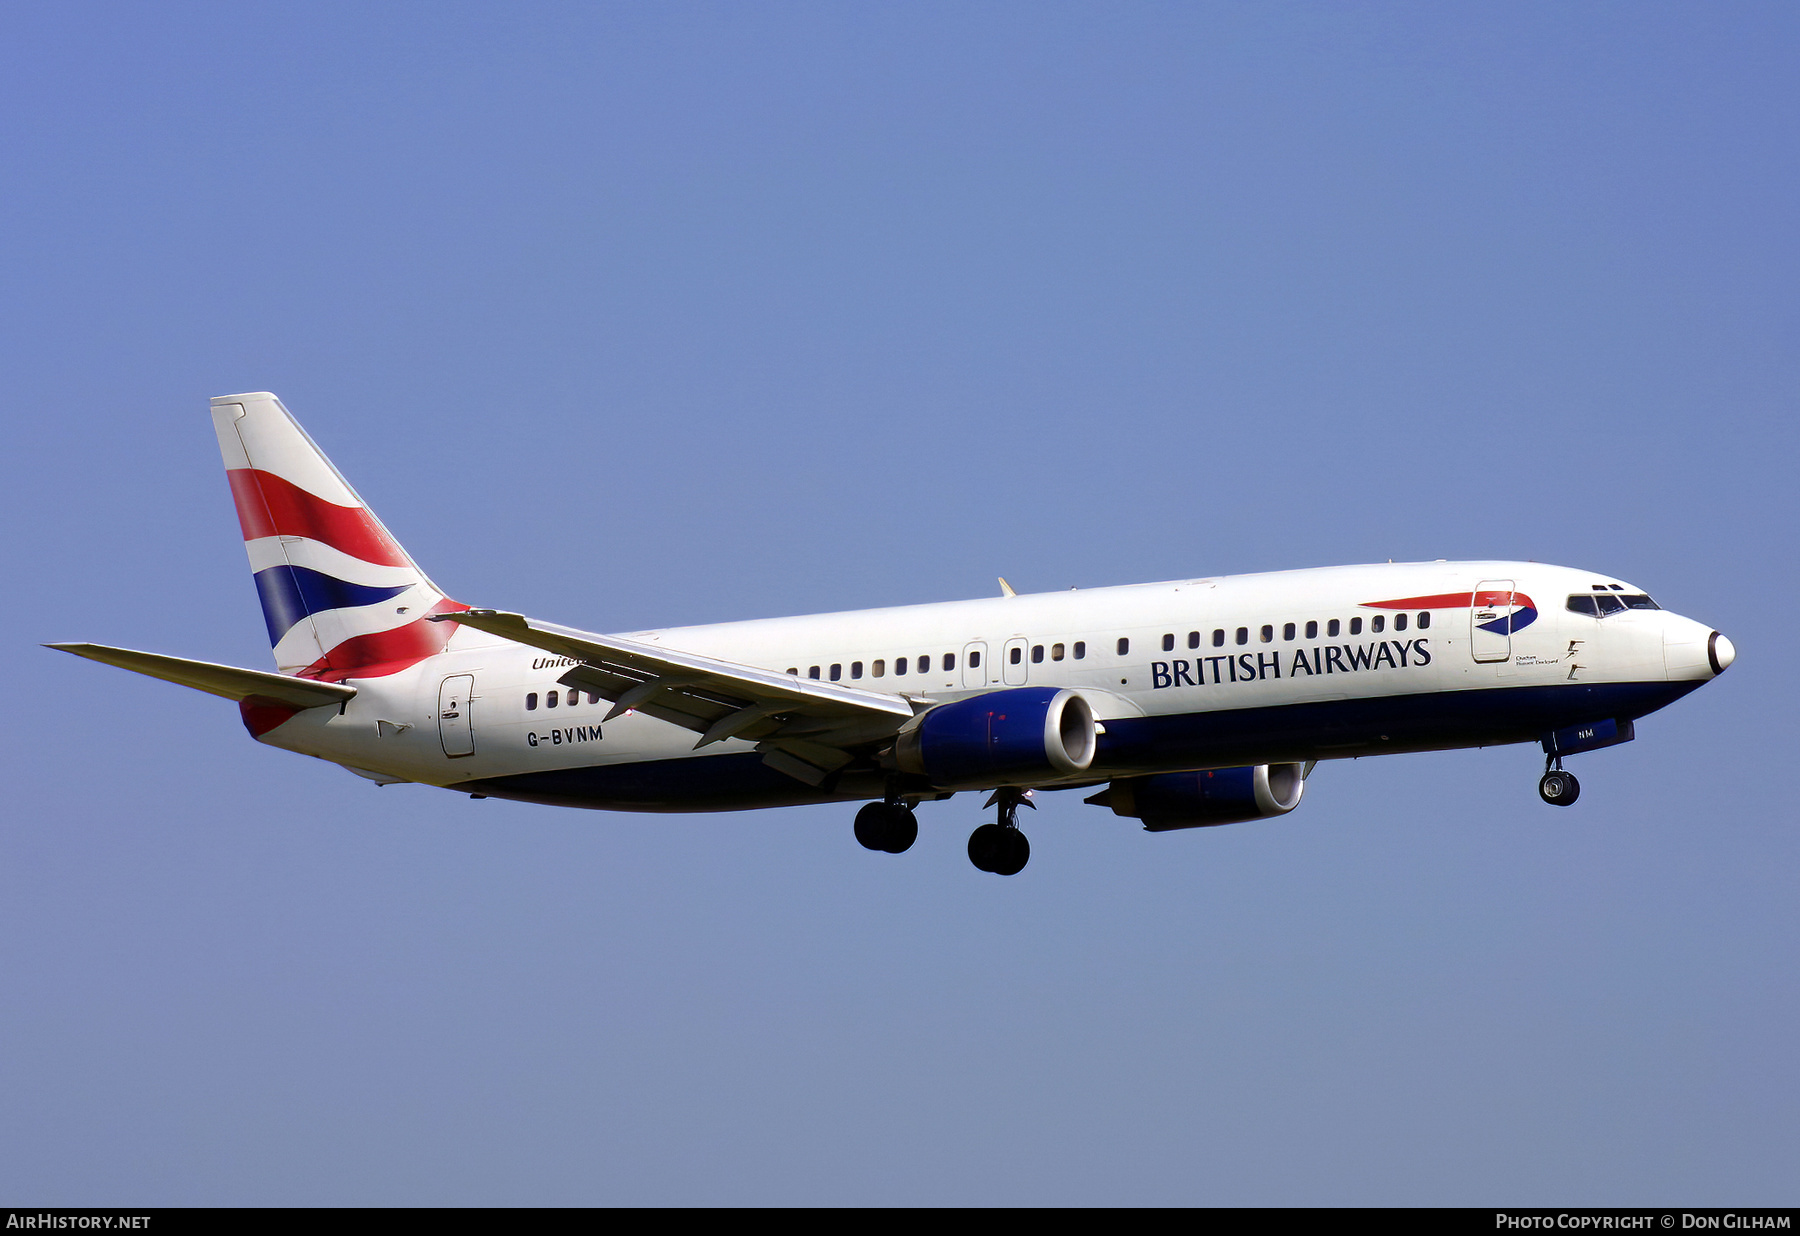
left=432, top=610, right=914, bottom=750
left=46, top=643, right=357, bottom=708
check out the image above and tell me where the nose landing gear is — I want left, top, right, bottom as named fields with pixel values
left=968, top=788, right=1032, bottom=876
left=1538, top=756, right=1581, bottom=807
left=854, top=799, right=918, bottom=853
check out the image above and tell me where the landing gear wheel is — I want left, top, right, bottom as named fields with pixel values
left=1538, top=770, right=1581, bottom=806
left=855, top=802, right=918, bottom=853
left=880, top=806, right=917, bottom=854
left=968, top=824, right=1029, bottom=875
left=991, top=828, right=1029, bottom=876
left=968, top=823, right=1006, bottom=872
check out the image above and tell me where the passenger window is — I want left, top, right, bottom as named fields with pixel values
left=566, top=692, right=578, bottom=707
left=1328, top=619, right=1340, bottom=637
left=1260, top=625, right=1273, bottom=643
left=1371, top=616, right=1384, bottom=633
left=786, top=668, right=798, bottom=676
left=547, top=691, right=558, bottom=708
left=830, top=664, right=842, bottom=680
left=1010, top=646, right=1022, bottom=664
left=969, top=650, right=981, bottom=668
left=1235, top=627, right=1248, bottom=645
left=1073, top=642, right=1086, bottom=659
left=1213, top=629, right=1225, bottom=647
left=1051, top=643, right=1065, bottom=661
left=1283, top=623, right=1295, bottom=641
left=918, top=656, right=930, bottom=673
left=944, top=653, right=956, bottom=671
left=1349, top=617, right=1362, bottom=635
left=893, top=658, right=906, bottom=676
left=1117, top=638, right=1129, bottom=656
left=1595, top=594, right=1625, bottom=616
left=1305, top=621, right=1318, bottom=639
left=526, top=692, right=538, bottom=711
left=1162, top=633, right=1174, bottom=652
left=809, top=666, right=821, bottom=679
left=1188, top=631, right=1200, bottom=649
left=1032, top=645, right=1044, bottom=663
left=1395, top=613, right=1408, bottom=631
left=851, top=661, right=863, bottom=679
left=872, top=660, right=885, bottom=677
left=1418, top=612, right=1430, bottom=628
left=590, top=693, right=600, bottom=704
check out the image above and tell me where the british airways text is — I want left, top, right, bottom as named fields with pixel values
left=1151, top=638, right=1432, bottom=688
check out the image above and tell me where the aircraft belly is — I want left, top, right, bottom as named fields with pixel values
left=464, top=751, right=846, bottom=813
left=1094, top=679, right=1701, bottom=773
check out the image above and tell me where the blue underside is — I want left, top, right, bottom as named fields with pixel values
left=463, top=678, right=1703, bottom=813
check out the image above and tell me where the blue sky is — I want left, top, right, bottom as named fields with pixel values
left=3, top=2, right=1795, bottom=1204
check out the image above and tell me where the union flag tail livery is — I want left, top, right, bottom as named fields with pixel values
left=50, top=392, right=1737, bottom=877
left=210, top=393, right=469, bottom=680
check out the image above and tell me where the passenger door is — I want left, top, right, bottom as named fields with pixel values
left=962, top=641, right=990, bottom=690
left=1002, top=636, right=1030, bottom=686
left=438, top=674, right=476, bottom=757
left=1470, top=581, right=1515, bottom=664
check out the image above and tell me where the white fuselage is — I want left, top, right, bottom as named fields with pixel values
left=254, top=560, right=1723, bottom=812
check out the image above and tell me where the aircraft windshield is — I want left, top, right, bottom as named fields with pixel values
left=1566, top=593, right=1659, bottom=616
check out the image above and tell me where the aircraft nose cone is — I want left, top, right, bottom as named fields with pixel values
left=1709, top=631, right=1735, bottom=675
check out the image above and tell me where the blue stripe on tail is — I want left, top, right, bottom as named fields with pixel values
left=253, top=565, right=410, bottom=645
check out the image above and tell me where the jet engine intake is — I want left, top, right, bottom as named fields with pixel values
left=1090, top=763, right=1306, bottom=831
left=895, top=687, right=1097, bottom=789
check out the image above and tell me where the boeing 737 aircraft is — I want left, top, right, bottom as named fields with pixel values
left=51, top=394, right=1735, bottom=875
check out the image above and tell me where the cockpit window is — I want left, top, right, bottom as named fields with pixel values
left=1569, top=592, right=1659, bottom=617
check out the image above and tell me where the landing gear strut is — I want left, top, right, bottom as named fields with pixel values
left=968, top=788, right=1032, bottom=876
left=854, top=799, right=918, bottom=853
left=1538, top=755, right=1581, bottom=807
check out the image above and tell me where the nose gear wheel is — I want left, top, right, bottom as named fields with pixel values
left=1538, top=770, right=1580, bottom=806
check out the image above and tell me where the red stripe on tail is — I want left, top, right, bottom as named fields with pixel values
left=300, top=598, right=472, bottom=682
left=226, top=469, right=411, bottom=567
left=239, top=698, right=301, bottom=738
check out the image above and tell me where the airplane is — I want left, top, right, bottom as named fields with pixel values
left=50, top=393, right=1735, bottom=876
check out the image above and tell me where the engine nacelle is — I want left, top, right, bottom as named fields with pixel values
left=1090, top=763, right=1306, bottom=831
left=894, top=687, right=1097, bottom=789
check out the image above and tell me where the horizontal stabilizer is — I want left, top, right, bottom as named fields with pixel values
left=45, top=643, right=357, bottom=708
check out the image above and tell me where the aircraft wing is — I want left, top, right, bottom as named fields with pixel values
left=433, top=610, right=919, bottom=783
left=46, top=643, right=357, bottom=708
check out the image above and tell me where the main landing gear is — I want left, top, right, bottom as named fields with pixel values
left=968, top=788, right=1032, bottom=876
left=854, top=799, right=918, bottom=854
left=1538, top=756, right=1581, bottom=807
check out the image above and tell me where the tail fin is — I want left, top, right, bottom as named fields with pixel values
left=211, top=392, right=468, bottom=681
